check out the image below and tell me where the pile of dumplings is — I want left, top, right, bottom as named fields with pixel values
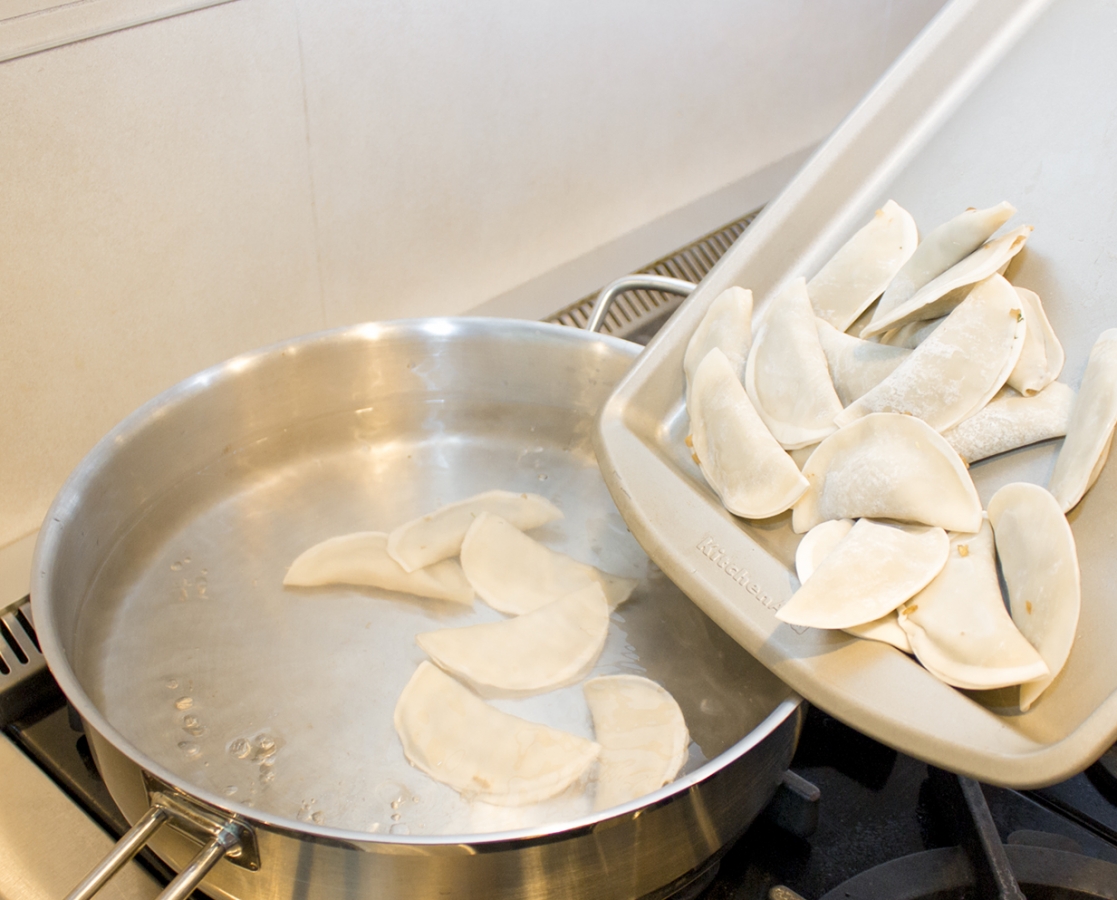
left=685, top=200, right=1117, bottom=710
left=285, top=489, right=690, bottom=814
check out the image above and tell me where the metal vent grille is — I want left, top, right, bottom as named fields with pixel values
left=0, top=597, right=51, bottom=727
left=545, top=207, right=761, bottom=344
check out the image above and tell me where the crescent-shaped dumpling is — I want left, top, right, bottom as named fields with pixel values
left=1005, top=287, right=1064, bottom=396
left=835, top=274, right=1027, bottom=433
left=844, top=613, right=912, bottom=654
left=861, top=225, right=1032, bottom=339
left=898, top=520, right=1048, bottom=691
left=815, top=320, right=910, bottom=406
left=776, top=519, right=949, bottom=630
left=683, top=286, right=753, bottom=394
left=387, top=490, right=563, bottom=572
left=687, top=348, right=808, bottom=519
left=987, top=483, right=1081, bottom=711
left=583, top=675, right=689, bottom=812
left=873, top=202, right=1016, bottom=323
left=1047, top=329, right=1117, bottom=512
left=806, top=200, right=918, bottom=332
left=460, top=513, right=637, bottom=615
left=394, top=662, right=601, bottom=805
left=745, top=277, right=844, bottom=449
left=284, top=532, right=474, bottom=604
left=941, top=382, right=1074, bottom=464
left=794, top=518, right=854, bottom=583
left=792, top=413, right=982, bottom=535
left=878, top=316, right=945, bottom=349
left=416, top=584, right=610, bottom=694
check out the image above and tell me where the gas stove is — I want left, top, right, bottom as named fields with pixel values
left=4, top=211, right=1117, bottom=900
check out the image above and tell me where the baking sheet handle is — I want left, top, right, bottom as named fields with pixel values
left=585, top=275, right=696, bottom=333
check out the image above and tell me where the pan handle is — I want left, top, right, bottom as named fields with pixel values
left=585, top=274, right=696, bottom=333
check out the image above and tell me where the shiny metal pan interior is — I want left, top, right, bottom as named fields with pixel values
left=595, top=0, right=1117, bottom=788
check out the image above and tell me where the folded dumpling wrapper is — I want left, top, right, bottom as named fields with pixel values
left=583, top=675, right=689, bottom=812
left=1005, top=287, right=1064, bottom=396
left=460, top=513, right=638, bottom=615
left=284, top=531, right=474, bottom=604
left=416, top=584, right=610, bottom=694
left=776, top=519, right=949, bottom=629
left=873, top=202, right=1016, bottom=323
left=688, top=348, right=809, bottom=519
left=836, top=274, right=1027, bottom=433
left=878, top=317, right=945, bottom=349
left=898, top=520, right=1048, bottom=690
left=745, top=277, right=844, bottom=449
left=941, top=382, right=1074, bottom=464
left=861, top=225, right=1032, bottom=338
left=394, top=661, right=601, bottom=805
left=806, top=200, right=918, bottom=332
left=844, top=613, right=912, bottom=654
left=683, top=286, right=753, bottom=394
left=794, top=518, right=854, bottom=583
left=987, top=483, right=1081, bottom=711
left=815, top=320, right=910, bottom=407
left=793, top=413, right=982, bottom=534
left=388, top=490, right=563, bottom=572
left=1048, top=329, right=1117, bottom=512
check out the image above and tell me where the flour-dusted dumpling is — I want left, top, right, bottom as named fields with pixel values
left=878, top=317, right=944, bottom=349
left=898, top=520, right=1048, bottom=691
left=683, top=286, right=753, bottom=394
left=987, top=483, right=1081, bottom=711
left=793, top=413, right=982, bottom=534
left=794, top=518, right=854, bottom=583
left=583, top=675, right=689, bottom=811
left=835, top=275, right=1027, bottom=433
left=1006, top=287, right=1064, bottom=396
left=806, top=200, right=918, bottom=332
left=416, top=584, right=610, bottom=694
left=460, top=513, right=637, bottom=615
left=688, top=348, right=808, bottom=519
left=284, top=532, right=474, bottom=604
left=745, top=277, right=844, bottom=449
left=1048, top=329, right=1117, bottom=512
left=388, top=490, right=563, bottom=572
left=394, top=662, right=601, bottom=805
left=861, top=225, right=1032, bottom=338
left=845, top=614, right=912, bottom=654
left=873, top=202, right=1016, bottom=323
left=941, top=382, right=1074, bottom=464
left=816, top=320, right=911, bottom=406
left=776, top=519, right=948, bottom=629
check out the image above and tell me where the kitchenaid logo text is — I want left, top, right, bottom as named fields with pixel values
left=696, top=536, right=779, bottom=611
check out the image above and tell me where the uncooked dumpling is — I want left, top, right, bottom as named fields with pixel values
left=687, top=348, right=809, bottom=519
left=987, top=483, right=1080, bottom=711
left=806, top=200, right=918, bottom=331
left=794, top=518, right=854, bottom=583
left=874, top=202, right=1016, bottom=322
left=845, top=614, right=912, bottom=654
left=745, top=277, right=844, bottom=449
left=1005, top=287, right=1064, bottom=396
left=394, top=662, right=600, bottom=805
left=776, top=519, right=949, bottom=630
left=941, top=382, right=1074, bottom=464
left=416, top=584, right=610, bottom=694
left=284, top=532, right=474, bottom=604
left=878, top=317, right=944, bottom=349
left=683, top=286, right=753, bottom=394
left=460, top=513, right=637, bottom=615
left=388, top=490, right=563, bottom=572
left=861, top=225, right=1031, bottom=338
left=815, top=320, right=910, bottom=406
left=583, top=675, right=689, bottom=811
left=835, top=274, right=1027, bottom=432
left=793, top=413, right=982, bottom=535
left=898, top=520, right=1048, bottom=690
left=1047, top=329, right=1117, bottom=512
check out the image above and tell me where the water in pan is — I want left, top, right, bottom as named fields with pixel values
left=71, top=396, right=784, bottom=836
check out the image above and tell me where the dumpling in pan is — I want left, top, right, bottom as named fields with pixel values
left=683, top=286, right=753, bottom=395
left=806, top=200, right=918, bottom=332
left=898, top=520, right=1048, bottom=690
left=793, top=413, right=982, bottom=534
left=688, top=348, right=809, bottom=519
left=460, top=513, right=637, bottom=615
left=987, top=483, right=1080, bottom=711
left=745, top=277, right=844, bottom=449
left=845, top=614, right=912, bottom=654
left=815, top=320, right=910, bottom=406
left=1005, top=287, right=1064, bottom=396
left=1047, top=329, right=1117, bottom=512
left=941, top=382, right=1074, bottom=464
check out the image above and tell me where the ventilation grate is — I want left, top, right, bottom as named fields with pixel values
left=0, top=597, right=52, bottom=727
